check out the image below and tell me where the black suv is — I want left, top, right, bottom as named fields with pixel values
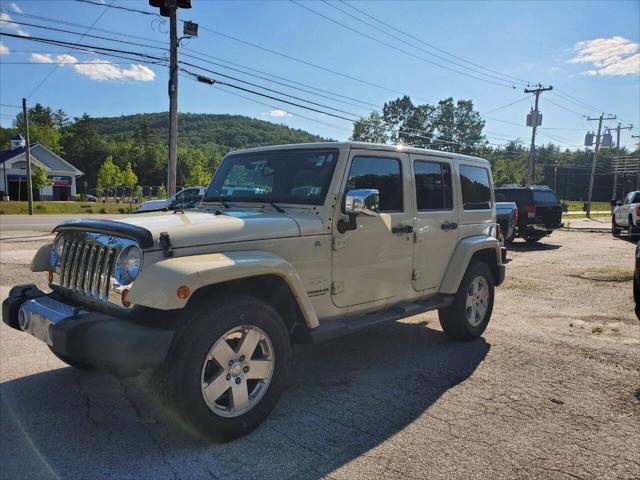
left=495, top=186, right=563, bottom=243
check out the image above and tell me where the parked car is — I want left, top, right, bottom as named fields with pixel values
left=635, top=242, right=640, bottom=320
left=495, top=185, right=563, bottom=243
left=496, top=201, right=518, bottom=243
left=135, top=186, right=207, bottom=213
left=3, top=142, right=506, bottom=441
left=84, top=194, right=97, bottom=202
left=611, top=191, right=640, bottom=236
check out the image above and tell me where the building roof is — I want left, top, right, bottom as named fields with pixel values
left=0, top=143, right=83, bottom=176
left=10, top=134, right=25, bottom=141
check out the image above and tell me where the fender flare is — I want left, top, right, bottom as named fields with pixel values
left=439, top=236, right=501, bottom=294
left=129, top=250, right=319, bottom=328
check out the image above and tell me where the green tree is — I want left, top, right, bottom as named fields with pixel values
left=96, top=155, right=122, bottom=197
left=157, top=184, right=167, bottom=199
left=186, top=163, right=212, bottom=187
left=31, top=164, right=54, bottom=202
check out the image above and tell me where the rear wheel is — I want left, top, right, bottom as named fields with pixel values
left=525, top=236, right=541, bottom=244
left=629, top=215, right=638, bottom=236
left=157, top=296, right=291, bottom=441
left=438, top=261, right=494, bottom=341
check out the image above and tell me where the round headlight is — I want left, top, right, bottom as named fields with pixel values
left=49, top=235, right=65, bottom=268
left=115, top=245, right=143, bottom=285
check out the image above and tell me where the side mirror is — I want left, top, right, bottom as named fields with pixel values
left=610, top=199, right=617, bottom=207
left=344, top=189, right=380, bottom=216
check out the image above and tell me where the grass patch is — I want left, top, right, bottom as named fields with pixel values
left=562, top=213, right=610, bottom=219
left=0, top=201, right=140, bottom=215
left=570, top=266, right=634, bottom=282
left=591, top=325, right=604, bottom=334
left=503, top=277, right=541, bottom=290
left=562, top=200, right=611, bottom=212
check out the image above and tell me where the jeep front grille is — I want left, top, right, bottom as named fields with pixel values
left=59, top=240, right=116, bottom=299
left=53, top=232, right=138, bottom=302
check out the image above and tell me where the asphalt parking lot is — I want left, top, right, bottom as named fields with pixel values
left=1, top=227, right=639, bottom=480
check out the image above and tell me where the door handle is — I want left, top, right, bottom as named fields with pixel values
left=392, top=224, right=414, bottom=234
left=441, top=221, right=458, bottom=230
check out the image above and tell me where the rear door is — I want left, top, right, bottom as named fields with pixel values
left=410, top=154, right=459, bottom=291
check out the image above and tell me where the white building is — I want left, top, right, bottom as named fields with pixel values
left=0, top=135, right=83, bottom=201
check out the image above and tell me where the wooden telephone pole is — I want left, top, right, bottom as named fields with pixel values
left=586, top=114, right=616, bottom=216
left=22, top=98, right=33, bottom=215
left=524, top=85, right=553, bottom=186
left=612, top=123, right=633, bottom=199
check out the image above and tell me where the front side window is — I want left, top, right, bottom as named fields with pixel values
left=414, top=160, right=453, bottom=211
left=345, top=156, right=403, bottom=212
left=460, top=165, right=491, bottom=210
left=204, top=149, right=338, bottom=206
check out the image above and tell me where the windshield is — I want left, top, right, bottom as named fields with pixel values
left=533, top=190, right=559, bottom=205
left=203, top=148, right=339, bottom=206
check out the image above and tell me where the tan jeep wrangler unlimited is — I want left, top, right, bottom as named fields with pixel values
left=3, top=142, right=505, bottom=440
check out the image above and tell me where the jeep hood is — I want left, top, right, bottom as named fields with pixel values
left=56, top=210, right=305, bottom=250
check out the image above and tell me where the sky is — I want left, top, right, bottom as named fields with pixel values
left=0, top=0, right=639, bottom=150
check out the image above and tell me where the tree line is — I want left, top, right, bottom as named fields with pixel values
left=1, top=101, right=637, bottom=202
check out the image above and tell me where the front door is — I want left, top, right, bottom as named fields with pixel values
left=410, top=154, right=459, bottom=290
left=331, top=151, right=414, bottom=308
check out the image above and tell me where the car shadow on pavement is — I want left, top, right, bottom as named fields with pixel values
left=506, top=240, right=561, bottom=252
left=1, top=320, right=490, bottom=480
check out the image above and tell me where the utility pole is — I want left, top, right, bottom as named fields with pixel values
left=586, top=114, right=616, bottom=216
left=22, top=98, right=33, bottom=215
left=633, top=135, right=640, bottom=191
left=524, top=85, right=553, bottom=186
left=168, top=5, right=178, bottom=197
left=612, top=123, right=633, bottom=199
left=149, top=0, right=192, bottom=197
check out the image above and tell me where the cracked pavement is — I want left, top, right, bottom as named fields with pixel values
left=1, top=229, right=639, bottom=479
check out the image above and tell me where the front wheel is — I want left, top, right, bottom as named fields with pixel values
left=612, top=216, right=621, bottom=236
left=438, top=261, right=495, bottom=341
left=157, top=296, right=291, bottom=441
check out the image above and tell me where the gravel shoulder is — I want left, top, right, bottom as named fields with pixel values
left=1, top=230, right=638, bottom=480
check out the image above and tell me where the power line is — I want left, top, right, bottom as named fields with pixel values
left=291, top=0, right=518, bottom=89
left=336, top=0, right=532, bottom=86
left=74, top=0, right=159, bottom=17
left=481, top=96, right=531, bottom=115
left=26, top=0, right=114, bottom=98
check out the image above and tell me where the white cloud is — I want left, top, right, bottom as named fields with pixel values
left=9, top=3, right=22, bottom=13
left=30, top=53, right=54, bottom=63
left=268, top=109, right=291, bottom=118
left=30, top=52, right=155, bottom=82
left=569, top=36, right=640, bottom=76
left=0, top=41, right=9, bottom=55
left=0, top=11, right=28, bottom=36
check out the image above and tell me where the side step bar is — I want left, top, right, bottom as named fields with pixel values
left=294, top=295, right=454, bottom=344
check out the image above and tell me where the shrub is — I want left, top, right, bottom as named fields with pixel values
left=99, top=208, right=107, bottom=214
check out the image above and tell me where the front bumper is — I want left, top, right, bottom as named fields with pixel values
left=2, top=285, right=173, bottom=376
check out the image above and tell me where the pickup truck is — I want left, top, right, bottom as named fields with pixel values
left=496, top=202, right=518, bottom=243
left=3, top=142, right=505, bottom=441
left=495, top=186, right=563, bottom=243
left=612, top=191, right=640, bottom=236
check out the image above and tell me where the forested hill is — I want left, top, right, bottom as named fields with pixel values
left=91, top=112, right=328, bottom=149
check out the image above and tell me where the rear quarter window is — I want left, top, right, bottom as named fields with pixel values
left=459, top=165, right=491, bottom=210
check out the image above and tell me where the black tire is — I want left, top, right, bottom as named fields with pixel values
left=157, top=295, right=291, bottom=441
left=438, top=261, right=495, bottom=341
left=525, top=236, right=541, bottom=244
left=612, top=216, right=621, bottom=236
left=629, top=215, right=638, bottom=236
left=49, top=347, right=97, bottom=371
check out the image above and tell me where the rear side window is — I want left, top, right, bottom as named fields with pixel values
left=533, top=190, right=559, bottom=205
left=414, top=160, right=453, bottom=210
left=346, top=156, right=403, bottom=212
left=460, top=165, right=491, bottom=210
left=496, top=189, right=530, bottom=204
